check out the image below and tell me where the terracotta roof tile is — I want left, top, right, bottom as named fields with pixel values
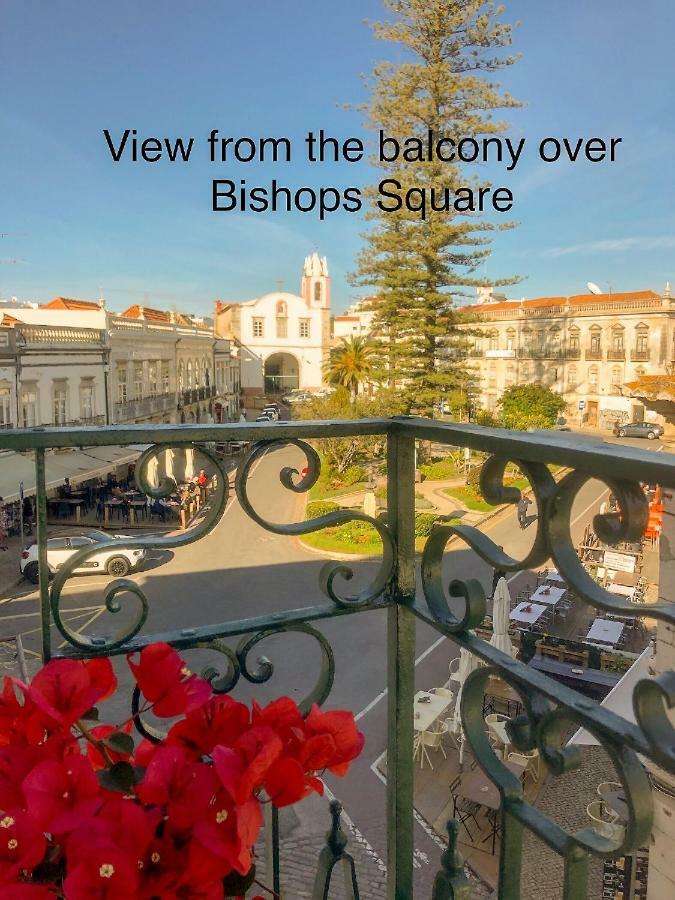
left=42, top=297, right=101, bottom=310
left=465, top=290, right=660, bottom=314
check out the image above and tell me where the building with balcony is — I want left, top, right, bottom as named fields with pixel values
left=214, top=253, right=331, bottom=397
left=333, top=296, right=382, bottom=341
left=0, top=316, right=107, bottom=429
left=456, top=286, right=674, bottom=429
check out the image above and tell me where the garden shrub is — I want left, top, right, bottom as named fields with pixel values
left=305, top=500, right=341, bottom=520
left=419, top=457, right=458, bottom=480
left=342, top=465, right=367, bottom=486
left=414, top=513, right=441, bottom=537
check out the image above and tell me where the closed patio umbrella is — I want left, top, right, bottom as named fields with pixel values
left=184, top=447, right=195, bottom=481
left=490, top=576, right=517, bottom=659
left=451, top=645, right=482, bottom=766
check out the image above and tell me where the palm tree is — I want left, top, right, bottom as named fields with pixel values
left=323, top=335, right=378, bottom=400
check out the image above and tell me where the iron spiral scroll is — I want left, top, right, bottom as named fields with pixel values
left=419, top=452, right=675, bottom=890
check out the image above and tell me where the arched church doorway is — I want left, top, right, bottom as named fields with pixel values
left=264, top=353, right=299, bottom=395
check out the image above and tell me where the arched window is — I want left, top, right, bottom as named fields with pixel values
left=549, top=325, right=561, bottom=349
left=178, top=360, right=184, bottom=390
left=314, top=282, right=322, bottom=303
left=588, top=365, right=599, bottom=390
left=506, top=327, right=516, bottom=351
left=187, top=359, right=193, bottom=388
left=488, top=329, right=499, bottom=351
left=276, top=300, right=288, bottom=338
left=568, top=325, right=580, bottom=354
left=568, top=365, right=578, bottom=389
left=195, top=359, right=201, bottom=387
left=522, top=325, right=533, bottom=350
left=202, top=356, right=209, bottom=386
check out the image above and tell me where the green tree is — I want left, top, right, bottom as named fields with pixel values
left=323, top=335, right=379, bottom=399
left=352, top=0, right=520, bottom=416
left=498, top=384, right=566, bottom=430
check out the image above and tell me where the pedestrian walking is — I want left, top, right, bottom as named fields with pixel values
left=179, top=487, right=190, bottom=531
left=517, top=495, right=532, bottom=529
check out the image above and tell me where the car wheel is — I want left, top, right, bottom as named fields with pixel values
left=106, top=556, right=131, bottom=577
left=23, top=562, right=39, bottom=584
left=647, top=431, right=656, bottom=440
left=618, top=429, right=626, bottom=437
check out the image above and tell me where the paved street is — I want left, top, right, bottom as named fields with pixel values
left=0, top=443, right=611, bottom=893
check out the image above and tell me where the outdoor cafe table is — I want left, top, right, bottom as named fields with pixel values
left=530, top=585, right=565, bottom=606
left=604, top=789, right=629, bottom=822
left=452, top=760, right=526, bottom=854
left=413, top=690, right=453, bottom=733
left=607, top=583, right=637, bottom=600
left=586, top=617, right=624, bottom=646
left=543, top=569, right=565, bottom=584
left=509, top=602, right=547, bottom=626
left=48, top=497, right=84, bottom=523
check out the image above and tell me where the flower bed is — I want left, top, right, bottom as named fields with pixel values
left=0, top=643, right=363, bottom=897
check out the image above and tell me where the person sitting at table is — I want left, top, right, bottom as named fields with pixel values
left=150, top=499, right=168, bottom=523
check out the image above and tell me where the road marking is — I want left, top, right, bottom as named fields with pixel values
left=58, top=605, right=107, bottom=649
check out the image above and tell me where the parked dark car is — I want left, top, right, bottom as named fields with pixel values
left=613, top=421, right=664, bottom=440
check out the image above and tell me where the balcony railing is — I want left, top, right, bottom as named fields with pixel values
left=607, top=349, right=626, bottom=361
left=517, top=347, right=564, bottom=359
left=631, top=349, right=650, bottom=362
left=585, top=349, right=603, bottom=360
left=115, top=391, right=177, bottom=422
left=181, top=385, right=216, bottom=405
left=564, top=347, right=581, bottom=359
left=1, top=418, right=674, bottom=898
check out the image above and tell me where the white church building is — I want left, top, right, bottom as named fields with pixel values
left=214, top=253, right=331, bottom=398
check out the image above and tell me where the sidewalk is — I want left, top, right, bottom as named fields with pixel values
left=0, top=532, right=27, bottom=600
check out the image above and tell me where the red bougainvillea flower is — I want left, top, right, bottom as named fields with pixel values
left=127, top=643, right=211, bottom=718
left=22, top=753, right=102, bottom=834
left=0, top=810, right=47, bottom=886
left=213, top=726, right=282, bottom=805
left=191, top=789, right=262, bottom=876
left=264, top=756, right=323, bottom=807
left=85, top=722, right=133, bottom=770
left=166, top=694, right=250, bottom=759
left=135, top=746, right=218, bottom=832
left=26, top=657, right=116, bottom=728
left=0, top=678, right=48, bottom=747
left=0, top=885, right=56, bottom=899
left=251, top=696, right=306, bottom=754
left=63, top=844, right=140, bottom=899
left=304, top=705, right=364, bottom=776
left=67, top=796, right=161, bottom=871
left=0, top=745, right=43, bottom=811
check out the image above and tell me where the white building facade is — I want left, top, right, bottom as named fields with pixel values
left=456, top=288, right=675, bottom=430
left=214, top=254, right=331, bottom=398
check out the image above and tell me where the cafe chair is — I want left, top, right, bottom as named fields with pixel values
left=586, top=800, right=625, bottom=842
left=507, top=749, right=540, bottom=784
left=417, top=722, right=448, bottom=770
left=597, top=781, right=622, bottom=818
left=485, top=713, right=510, bottom=752
left=449, top=776, right=483, bottom=842
left=431, top=687, right=454, bottom=701
left=448, top=657, right=461, bottom=684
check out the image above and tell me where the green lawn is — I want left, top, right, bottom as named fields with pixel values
left=442, top=486, right=494, bottom=512
left=308, top=480, right=369, bottom=501
left=301, top=522, right=383, bottom=556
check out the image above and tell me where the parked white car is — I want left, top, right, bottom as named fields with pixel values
left=20, top=530, right=146, bottom=584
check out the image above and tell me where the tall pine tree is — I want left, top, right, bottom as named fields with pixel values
left=353, top=0, right=521, bottom=415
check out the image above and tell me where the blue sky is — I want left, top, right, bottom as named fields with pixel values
left=1, top=0, right=674, bottom=313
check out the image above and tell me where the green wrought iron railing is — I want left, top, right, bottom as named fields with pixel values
left=1, top=417, right=674, bottom=899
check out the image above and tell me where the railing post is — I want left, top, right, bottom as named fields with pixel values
left=386, top=428, right=416, bottom=899
left=35, top=448, right=51, bottom=661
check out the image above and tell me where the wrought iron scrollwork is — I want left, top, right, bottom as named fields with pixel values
left=460, top=665, right=654, bottom=861
left=132, top=623, right=335, bottom=742
left=48, top=442, right=229, bottom=652
left=235, top=439, right=395, bottom=609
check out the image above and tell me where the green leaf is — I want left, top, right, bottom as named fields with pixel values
left=80, top=706, right=99, bottom=721
left=97, top=761, right=138, bottom=793
left=102, top=731, right=135, bottom=756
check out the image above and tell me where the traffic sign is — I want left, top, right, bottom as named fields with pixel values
left=578, top=400, right=586, bottom=409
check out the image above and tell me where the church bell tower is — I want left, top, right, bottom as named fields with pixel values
left=301, top=253, right=330, bottom=309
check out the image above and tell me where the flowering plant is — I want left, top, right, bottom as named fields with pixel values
left=0, top=642, right=364, bottom=898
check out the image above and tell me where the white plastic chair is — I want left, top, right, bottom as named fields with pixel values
left=507, top=748, right=540, bottom=784
left=417, top=722, right=448, bottom=770
left=448, top=657, right=461, bottom=683
left=586, top=800, right=625, bottom=842
left=485, top=713, right=510, bottom=751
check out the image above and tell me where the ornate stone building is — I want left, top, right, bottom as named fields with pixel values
left=457, top=287, right=674, bottom=429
